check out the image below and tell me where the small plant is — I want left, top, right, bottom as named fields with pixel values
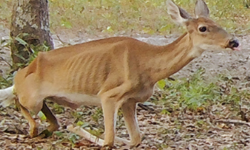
left=51, top=103, right=65, bottom=114
left=88, top=128, right=104, bottom=137
left=157, top=68, right=221, bottom=111
left=156, top=67, right=250, bottom=115
left=91, top=107, right=103, bottom=123
left=196, top=120, right=205, bottom=128
left=12, top=33, right=50, bottom=69
left=37, top=111, right=47, bottom=121
left=68, top=133, right=81, bottom=145
left=0, top=73, right=14, bottom=88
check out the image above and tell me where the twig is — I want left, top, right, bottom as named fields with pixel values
left=56, top=35, right=71, bottom=46
left=138, top=103, right=153, bottom=112
left=67, top=125, right=104, bottom=146
left=137, top=103, right=159, bottom=113
left=214, top=119, right=250, bottom=127
left=0, top=57, right=12, bottom=67
left=67, top=125, right=130, bottom=146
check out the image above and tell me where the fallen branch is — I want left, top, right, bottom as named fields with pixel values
left=214, top=119, right=250, bottom=127
left=67, top=125, right=130, bottom=146
left=67, top=125, right=104, bottom=146
left=56, top=35, right=71, bottom=46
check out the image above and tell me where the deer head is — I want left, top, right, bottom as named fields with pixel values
left=166, top=0, right=240, bottom=52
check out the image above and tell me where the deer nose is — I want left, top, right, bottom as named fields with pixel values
left=229, top=39, right=239, bottom=48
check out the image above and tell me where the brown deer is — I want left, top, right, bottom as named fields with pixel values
left=0, top=0, right=239, bottom=148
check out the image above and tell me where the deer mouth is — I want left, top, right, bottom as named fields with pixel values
left=227, top=39, right=240, bottom=51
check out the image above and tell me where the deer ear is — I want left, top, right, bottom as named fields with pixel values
left=166, top=0, right=191, bottom=25
left=195, top=0, right=210, bottom=18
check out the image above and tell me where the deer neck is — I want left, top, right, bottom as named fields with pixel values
left=147, top=32, right=204, bottom=84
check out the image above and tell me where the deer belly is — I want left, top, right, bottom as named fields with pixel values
left=47, top=93, right=101, bottom=109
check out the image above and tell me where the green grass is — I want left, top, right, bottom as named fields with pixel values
left=155, top=68, right=250, bottom=112
left=48, top=0, right=250, bottom=35
left=0, top=0, right=249, bottom=35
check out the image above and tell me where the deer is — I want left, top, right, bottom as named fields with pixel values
left=0, top=0, right=239, bottom=148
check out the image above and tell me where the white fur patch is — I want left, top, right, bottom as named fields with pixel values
left=0, top=85, right=15, bottom=107
left=166, top=0, right=189, bottom=25
left=50, top=93, right=101, bottom=108
left=199, top=44, right=226, bottom=51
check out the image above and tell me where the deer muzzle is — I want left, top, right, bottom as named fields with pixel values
left=228, top=39, right=240, bottom=51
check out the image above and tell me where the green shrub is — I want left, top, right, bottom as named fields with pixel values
left=156, top=68, right=248, bottom=112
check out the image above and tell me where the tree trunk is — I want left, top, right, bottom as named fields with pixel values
left=244, top=0, right=250, bottom=8
left=10, top=0, right=54, bottom=70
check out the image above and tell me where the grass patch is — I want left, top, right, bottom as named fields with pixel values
left=48, top=0, right=250, bottom=35
left=0, top=73, right=13, bottom=88
left=0, top=0, right=249, bottom=35
left=155, top=68, right=250, bottom=112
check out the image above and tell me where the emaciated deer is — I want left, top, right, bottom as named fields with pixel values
left=0, top=0, right=239, bottom=148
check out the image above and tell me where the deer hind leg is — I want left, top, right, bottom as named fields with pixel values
left=15, top=98, right=38, bottom=137
left=39, top=101, right=59, bottom=138
left=121, top=100, right=142, bottom=147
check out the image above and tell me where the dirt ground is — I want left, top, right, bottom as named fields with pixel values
left=0, top=30, right=250, bottom=150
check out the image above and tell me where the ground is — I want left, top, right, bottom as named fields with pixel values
left=0, top=30, right=250, bottom=150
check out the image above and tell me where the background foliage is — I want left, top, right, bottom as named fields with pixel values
left=0, top=0, right=249, bottom=35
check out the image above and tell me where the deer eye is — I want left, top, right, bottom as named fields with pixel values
left=199, top=26, right=207, bottom=32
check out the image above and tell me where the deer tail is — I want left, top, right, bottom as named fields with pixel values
left=0, top=85, right=16, bottom=107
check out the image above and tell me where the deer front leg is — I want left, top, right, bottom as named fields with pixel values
left=101, top=97, right=120, bottom=148
left=39, top=101, right=59, bottom=138
left=121, top=100, right=142, bottom=147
